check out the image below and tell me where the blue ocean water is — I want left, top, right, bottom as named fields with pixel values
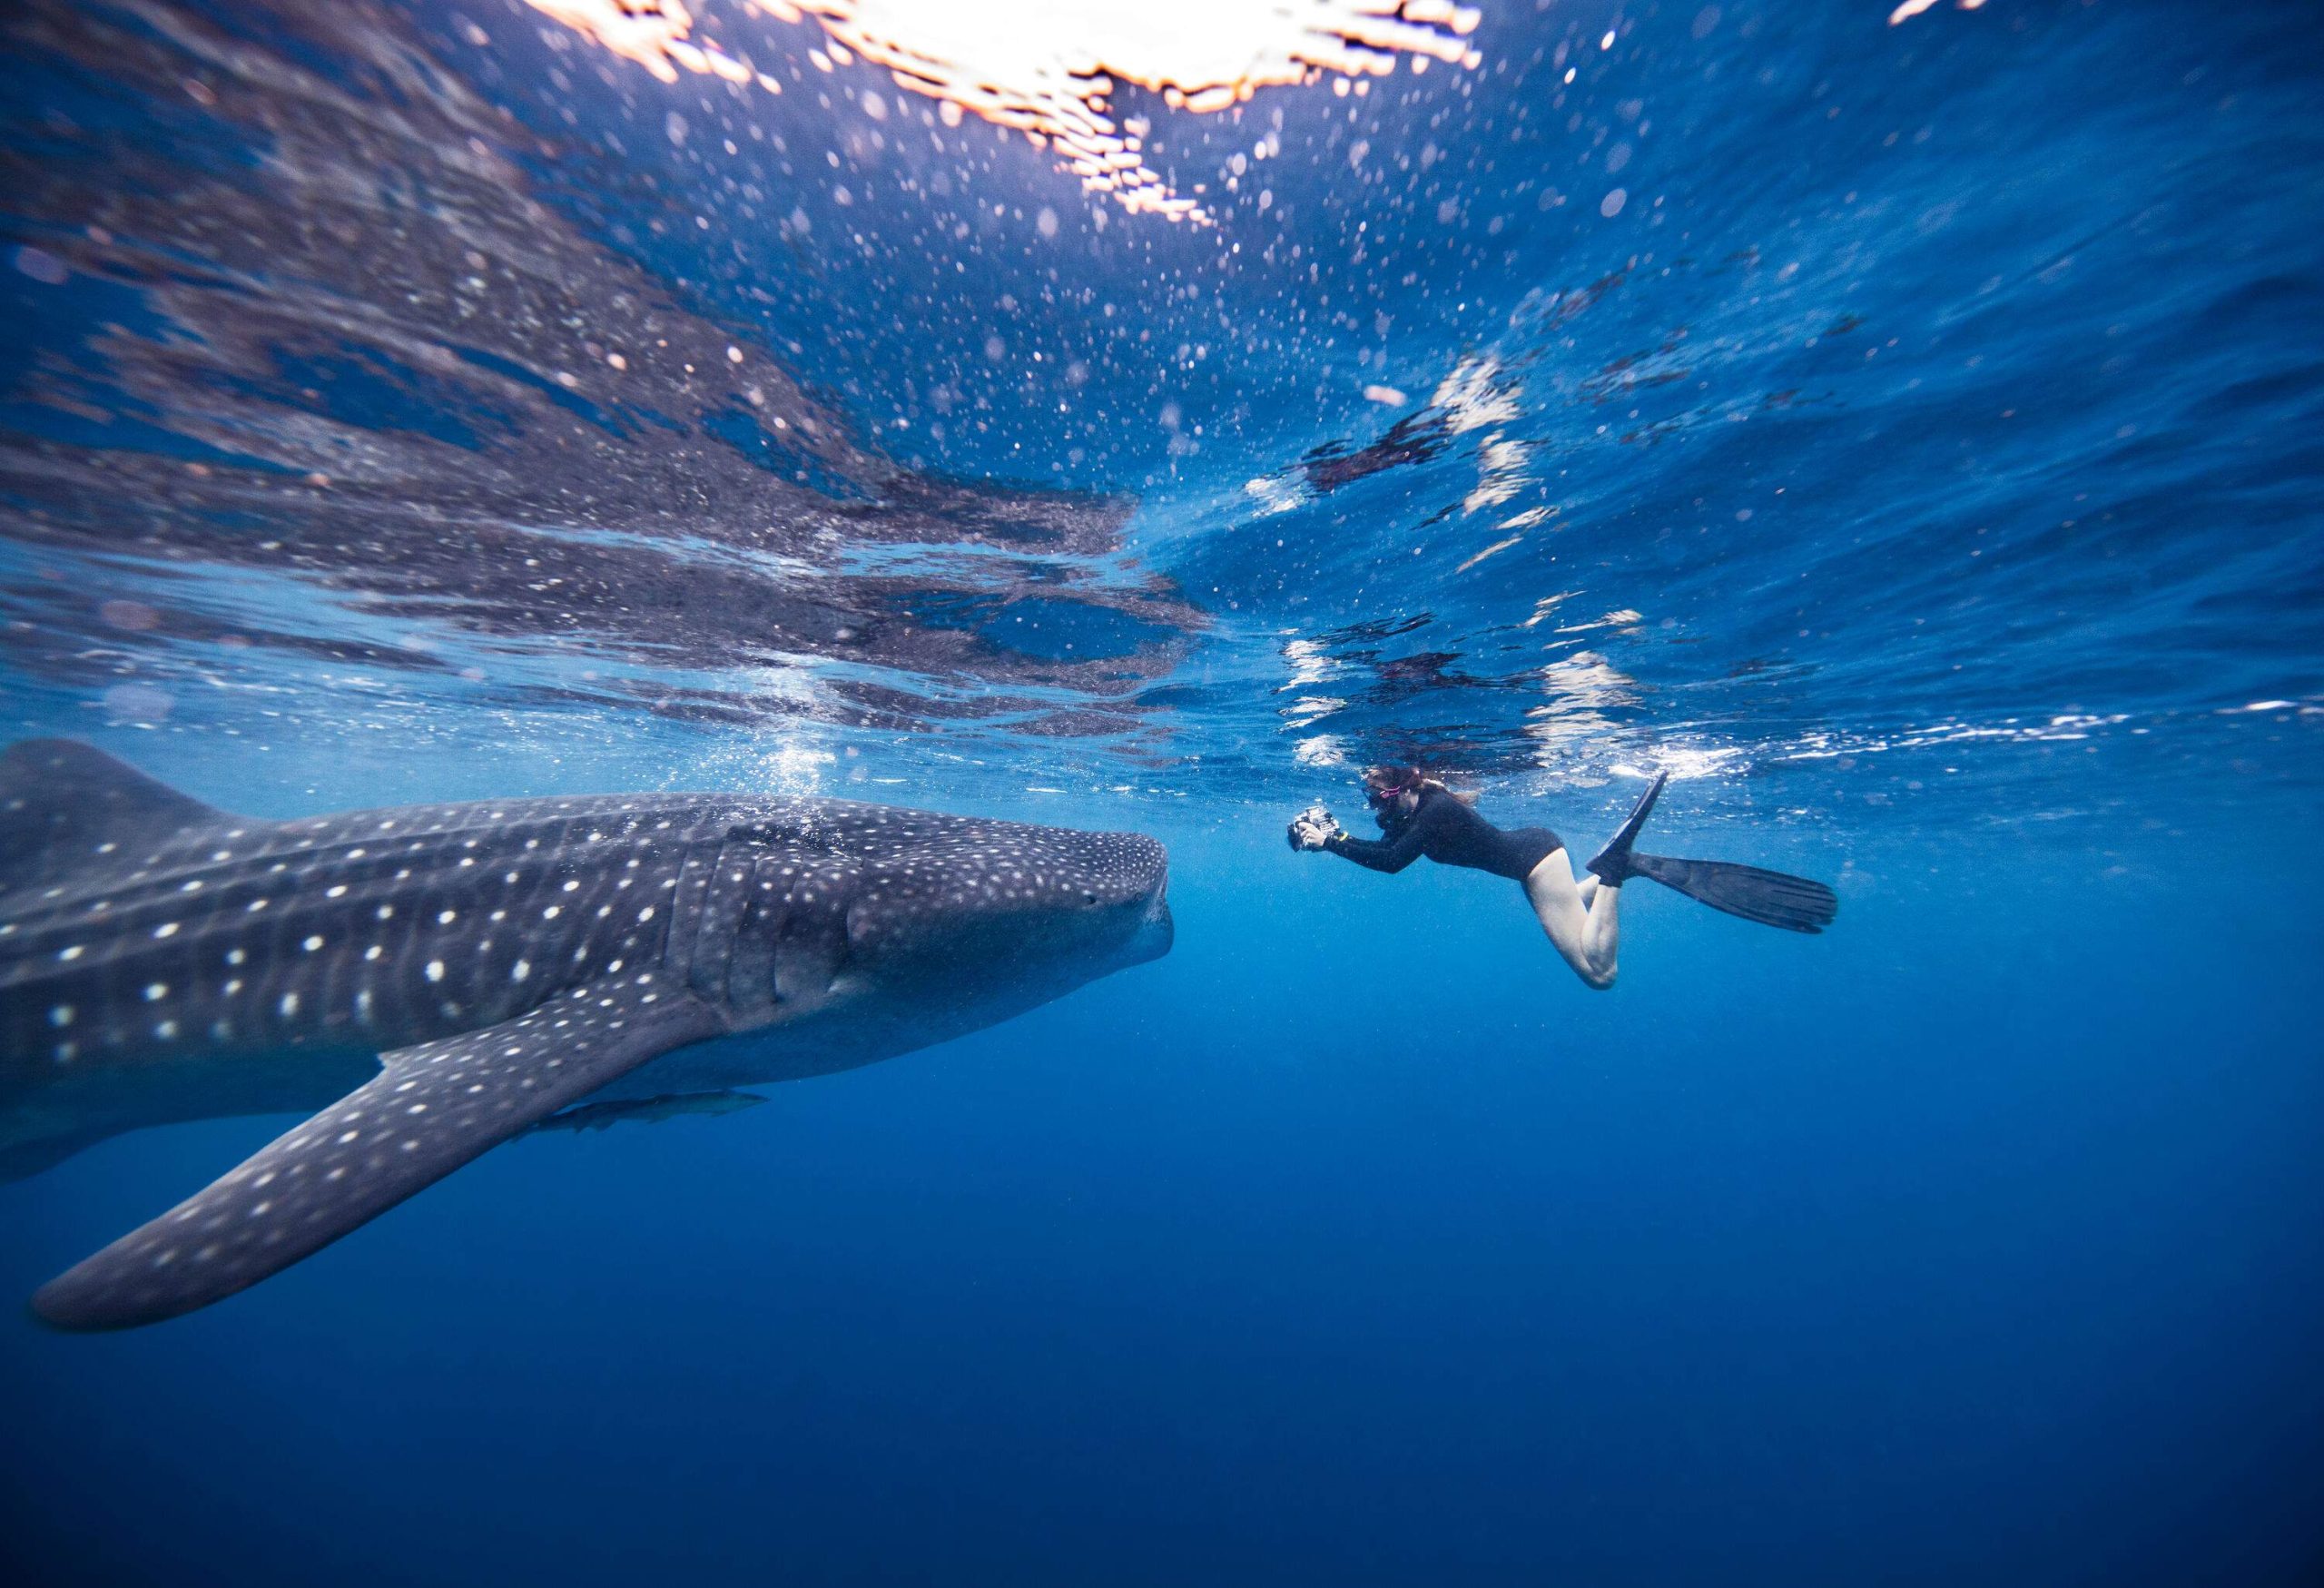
left=2, top=0, right=2321, bottom=1583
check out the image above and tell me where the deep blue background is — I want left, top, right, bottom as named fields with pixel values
left=6, top=805, right=2322, bottom=1585
left=5, top=0, right=2323, bottom=1581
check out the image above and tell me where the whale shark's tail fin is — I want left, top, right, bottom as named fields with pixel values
left=0, top=739, right=229, bottom=895
left=1626, top=853, right=1838, bottom=934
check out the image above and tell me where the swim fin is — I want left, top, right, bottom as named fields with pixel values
left=1586, top=771, right=1669, bottom=885
left=1624, top=853, right=1839, bottom=934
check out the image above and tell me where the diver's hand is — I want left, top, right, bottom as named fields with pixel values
left=1287, top=805, right=1343, bottom=852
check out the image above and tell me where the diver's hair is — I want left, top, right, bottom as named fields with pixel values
left=1362, top=764, right=1479, bottom=806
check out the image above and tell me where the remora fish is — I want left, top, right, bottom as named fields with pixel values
left=0, top=740, right=1171, bottom=1329
left=527, top=1090, right=770, bottom=1134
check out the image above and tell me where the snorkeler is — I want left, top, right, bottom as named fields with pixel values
left=1288, top=766, right=1837, bottom=989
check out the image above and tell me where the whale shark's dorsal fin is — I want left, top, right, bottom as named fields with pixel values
left=0, top=739, right=229, bottom=893
left=32, top=970, right=727, bottom=1331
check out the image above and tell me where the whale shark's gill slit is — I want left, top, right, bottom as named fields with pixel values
left=769, top=895, right=852, bottom=1014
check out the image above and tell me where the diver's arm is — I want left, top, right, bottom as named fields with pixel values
left=1323, top=819, right=1428, bottom=873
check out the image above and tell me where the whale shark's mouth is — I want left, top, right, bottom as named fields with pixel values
left=1128, top=876, right=1174, bottom=966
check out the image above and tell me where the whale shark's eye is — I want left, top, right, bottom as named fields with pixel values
left=1082, top=891, right=1098, bottom=904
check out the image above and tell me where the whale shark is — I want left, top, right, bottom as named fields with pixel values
left=0, top=740, right=1171, bottom=1330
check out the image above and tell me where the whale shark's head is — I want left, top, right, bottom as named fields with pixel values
left=837, top=818, right=1171, bottom=1005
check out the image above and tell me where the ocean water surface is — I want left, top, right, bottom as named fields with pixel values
left=3, top=0, right=2321, bottom=1583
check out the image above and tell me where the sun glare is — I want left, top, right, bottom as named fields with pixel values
left=523, top=0, right=1483, bottom=222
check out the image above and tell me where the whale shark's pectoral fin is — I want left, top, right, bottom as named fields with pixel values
left=31, top=971, right=724, bottom=1332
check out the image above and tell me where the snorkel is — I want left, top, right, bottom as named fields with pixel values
left=1363, top=764, right=1423, bottom=825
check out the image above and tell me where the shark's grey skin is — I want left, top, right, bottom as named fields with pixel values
left=0, top=740, right=1170, bottom=1330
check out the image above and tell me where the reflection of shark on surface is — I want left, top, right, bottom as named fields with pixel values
left=0, top=740, right=1171, bottom=1330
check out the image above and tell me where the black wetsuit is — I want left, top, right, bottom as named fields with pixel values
left=1324, top=788, right=1563, bottom=881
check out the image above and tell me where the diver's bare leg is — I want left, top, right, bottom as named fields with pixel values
left=1522, top=848, right=1620, bottom=990
left=1581, top=871, right=1621, bottom=981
